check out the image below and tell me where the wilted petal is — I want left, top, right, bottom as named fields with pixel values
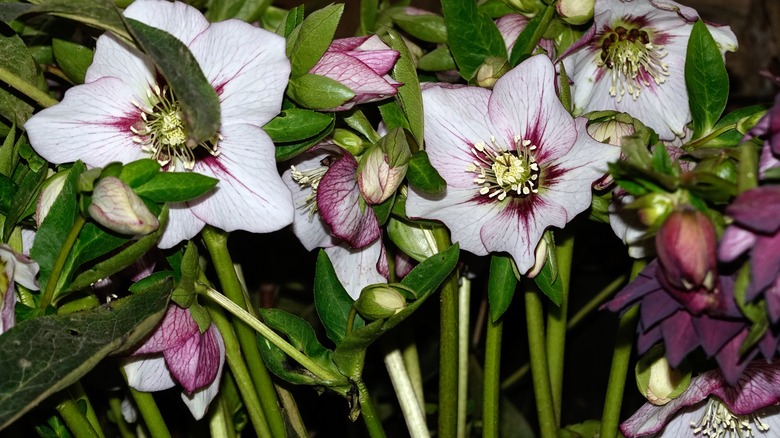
left=123, top=355, right=177, bottom=392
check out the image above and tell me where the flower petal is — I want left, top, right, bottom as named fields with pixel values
left=123, top=355, right=177, bottom=392
left=659, top=311, right=698, bottom=366
left=749, top=232, right=780, bottom=297
left=282, top=150, right=337, bottom=251
left=166, top=323, right=224, bottom=394
left=85, top=34, right=156, bottom=99
left=123, top=0, right=209, bottom=46
left=158, top=203, right=206, bottom=250
left=718, top=224, right=756, bottom=263
left=188, top=124, right=294, bottom=234
left=188, top=20, right=290, bottom=126
left=726, top=186, right=780, bottom=234
left=317, top=154, right=380, bottom=248
left=133, top=305, right=199, bottom=355
left=311, top=52, right=399, bottom=109
left=325, top=239, right=388, bottom=300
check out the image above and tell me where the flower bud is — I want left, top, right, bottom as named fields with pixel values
left=586, top=115, right=636, bottom=147
left=355, top=284, right=407, bottom=320
left=628, top=192, right=676, bottom=228
left=655, top=208, right=717, bottom=292
left=504, top=0, right=545, bottom=14
left=332, top=128, right=367, bottom=156
left=475, top=57, right=510, bottom=89
left=358, top=128, right=411, bottom=205
left=556, top=0, right=595, bottom=26
left=37, top=170, right=68, bottom=227
left=88, top=176, right=159, bottom=237
left=635, top=346, right=690, bottom=406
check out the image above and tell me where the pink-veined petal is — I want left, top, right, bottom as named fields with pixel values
left=188, top=124, right=293, bottom=234
left=158, top=203, right=206, bottom=250
left=496, top=14, right=529, bottom=54
left=189, top=20, right=289, bottom=127
left=311, top=52, right=398, bottom=107
left=85, top=34, right=156, bottom=99
left=123, top=0, right=209, bottom=46
left=325, top=239, right=388, bottom=300
left=24, top=77, right=145, bottom=167
left=165, top=323, right=223, bottom=393
left=123, top=355, right=177, bottom=392
left=133, top=305, right=199, bottom=355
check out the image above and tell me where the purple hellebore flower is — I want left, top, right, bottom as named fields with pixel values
left=621, top=361, right=780, bottom=437
left=406, top=55, right=620, bottom=274
left=24, top=0, right=293, bottom=248
left=750, top=94, right=780, bottom=177
left=656, top=208, right=718, bottom=292
left=0, top=244, right=39, bottom=334
left=604, top=260, right=776, bottom=384
left=310, top=35, right=402, bottom=111
left=123, top=304, right=225, bottom=420
left=281, top=146, right=389, bottom=299
left=719, top=186, right=780, bottom=321
left=562, top=0, right=737, bottom=140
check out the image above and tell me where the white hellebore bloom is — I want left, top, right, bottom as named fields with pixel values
left=24, top=0, right=294, bottom=248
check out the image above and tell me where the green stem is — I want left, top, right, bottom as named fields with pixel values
left=0, top=65, right=59, bottom=108
left=545, top=232, right=574, bottom=424
left=201, top=285, right=343, bottom=383
left=400, top=326, right=425, bottom=408
left=357, top=379, right=387, bottom=438
left=39, top=215, right=85, bottom=312
left=276, top=384, right=309, bottom=437
left=108, top=397, right=134, bottom=438
left=56, top=398, right=99, bottom=438
left=71, top=382, right=105, bottom=438
left=600, top=260, right=646, bottom=438
left=201, top=226, right=286, bottom=438
left=431, top=228, right=459, bottom=438
left=208, top=390, right=234, bottom=438
left=683, top=123, right=736, bottom=150
left=122, top=371, right=172, bottom=438
left=346, top=306, right=358, bottom=337
left=457, top=276, right=470, bottom=438
left=483, top=316, right=503, bottom=438
left=525, top=282, right=557, bottom=438
left=207, top=304, right=271, bottom=437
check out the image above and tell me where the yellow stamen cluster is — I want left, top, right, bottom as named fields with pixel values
left=131, top=85, right=220, bottom=170
left=690, top=398, right=770, bottom=437
left=291, top=165, right=328, bottom=216
left=466, top=135, right=540, bottom=201
left=598, top=25, right=669, bottom=102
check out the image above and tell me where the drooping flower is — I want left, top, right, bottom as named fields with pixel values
left=310, top=35, right=401, bottom=111
left=24, top=0, right=293, bottom=248
left=281, top=146, right=388, bottom=299
left=0, top=244, right=39, bottom=333
left=655, top=208, right=718, bottom=292
left=562, top=0, right=737, bottom=140
left=123, top=304, right=225, bottom=420
left=406, top=54, right=620, bottom=274
left=621, top=361, right=780, bottom=437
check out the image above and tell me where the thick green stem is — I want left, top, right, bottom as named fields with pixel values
left=357, top=379, right=387, bottom=438
left=201, top=226, right=286, bottom=437
left=457, top=276, right=470, bottom=438
left=56, top=398, right=99, bottom=438
left=208, top=390, right=235, bottom=438
left=683, top=123, right=736, bottom=150
left=431, top=228, right=459, bottom=438
left=483, top=316, right=503, bottom=438
left=39, top=215, right=85, bottom=312
left=108, top=397, right=134, bottom=438
left=400, top=326, right=425, bottom=408
left=545, top=233, right=574, bottom=424
left=71, top=382, right=105, bottom=438
left=600, top=260, right=646, bottom=438
left=0, top=65, right=59, bottom=108
left=207, top=304, right=271, bottom=437
left=122, top=371, right=171, bottom=438
left=525, top=282, right=557, bottom=438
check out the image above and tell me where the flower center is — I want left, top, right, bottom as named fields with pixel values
left=598, top=25, right=669, bottom=102
left=466, top=135, right=540, bottom=201
left=291, top=164, right=329, bottom=216
left=131, top=85, right=220, bottom=170
left=690, top=398, right=771, bottom=437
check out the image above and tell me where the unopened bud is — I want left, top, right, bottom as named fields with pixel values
left=358, top=128, right=412, bottom=204
left=332, top=129, right=367, bottom=156
left=656, top=208, right=717, bottom=291
left=476, top=57, right=510, bottom=89
left=355, top=284, right=407, bottom=320
left=556, top=0, right=594, bottom=25
left=88, top=176, right=159, bottom=237
left=526, top=238, right=548, bottom=278
left=635, top=346, right=690, bottom=406
left=504, top=0, right=545, bottom=14
left=628, top=192, right=676, bottom=228
left=37, top=171, right=68, bottom=227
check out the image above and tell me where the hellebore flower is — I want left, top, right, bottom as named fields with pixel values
left=656, top=208, right=717, bottom=292
left=562, top=0, right=737, bottom=140
left=310, top=35, right=401, bottom=111
left=0, top=245, right=39, bottom=333
left=88, top=176, right=159, bottom=237
left=604, top=260, right=768, bottom=384
left=124, top=304, right=225, bottom=420
left=719, top=186, right=780, bottom=320
left=24, top=0, right=293, bottom=248
left=621, top=361, right=780, bottom=437
left=406, top=55, right=620, bottom=274
left=282, top=147, right=388, bottom=299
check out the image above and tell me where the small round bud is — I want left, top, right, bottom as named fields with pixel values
left=355, top=284, right=407, bottom=320
left=556, top=0, right=595, bottom=26
left=88, top=176, right=159, bottom=237
left=332, top=129, right=367, bottom=156
left=628, top=192, right=677, bottom=228
left=475, top=57, right=510, bottom=89
left=635, top=346, right=690, bottom=406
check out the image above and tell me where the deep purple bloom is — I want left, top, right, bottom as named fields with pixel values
left=310, top=35, right=401, bottom=111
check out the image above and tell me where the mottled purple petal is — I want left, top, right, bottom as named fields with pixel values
left=713, top=329, right=757, bottom=386
left=691, top=315, right=745, bottom=357
left=718, top=224, right=756, bottom=263
left=133, top=306, right=199, bottom=355
left=748, top=232, right=780, bottom=298
left=165, top=323, right=223, bottom=393
left=660, top=311, right=698, bottom=366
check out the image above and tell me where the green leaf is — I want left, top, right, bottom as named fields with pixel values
left=651, top=141, right=677, bottom=177
left=382, top=29, right=424, bottom=145
left=263, top=108, right=334, bottom=143
left=274, top=116, right=335, bottom=162
left=205, top=0, right=245, bottom=21
left=0, top=175, right=13, bottom=215
left=478, top=0, right=514, bottom=18
left=314, top=250, right=365, bottom=345
left=24, top=0, right=129, bottom=40
left=378, top=100, right=411, bottom=133
left=399, top=243, right=459, bottom=299
left=509, top=6, right=546, bottom=67
left=488, top=255, right=518, bottom=321
left=275, top=5, right=305, bottom=38
left=0, top=30, right=43, bottom=125
left=3, top=164, right=46, bottom=242
left=371, top=193, right=395, bottom=226
left=359, top=0, right=378, bottom=34
left=393, top=13, right=447, bottom=44
left=30, top=162, right=83, bottom=293
left=134, top=171, right=218, bottom=203
left=441, top=0, right=506, bottom=80
left=288, top=4, right=344, bottom=78
left=287, top=73, right=355, bottom=110
left=59, top=223, right=129, bottom=289
left=387, top=217, right=439, bottom=263
left=418, top=45, right=457, bottom=72
left=685, top=20, right=729, bottom=140
left=0, top=277, right=172, bottom=430
left=118, top=159, right=161, bottom=188
left=125, top=18, right=221, bottom=146
left=0, top=125, right=17, bottom=178
left=695, top=105, right=767, bottom=148
left=407, top=151, right=446, bottom=194
left=534, top=255, right=563, bottom=306
left=67, top=207, right=168, bottom=294
left=51, top=39, right=93, bottom=85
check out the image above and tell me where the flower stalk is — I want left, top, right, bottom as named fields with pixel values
left=525, top=280, right=558, bottom=438
left=39, top=215, right=86, bottom=313
left=122, top=369, right=172, bottom=438
left=0, top=65, right=58, bottom=109
left=55, top=397, right=100, bottom=438
left=546, top=232, right=574, bottom=423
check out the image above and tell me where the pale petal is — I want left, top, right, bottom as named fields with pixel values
left=133, top=305, right=198, bottom=355
left=609, top=195, right=654, bottom=259
left=180, top=325, right=225, bottom=420
left=24, top=77, right=146, bottom=167
left=0, top=244, right=39, bottom=291
left=281, top=151, right=336, bottom=251
left=1, top=281, right=15, bottom=333
left=158, top=203, right=206, bottom=250
left=489, top=55, right=578, bottom=163
left=189, top=20, right=290, bottom=127
left=120, top=397, right=138, bottom=424
left=188, top=124, right=294, bottom=234
left=123, top=0, right=209, bottom=46
left=496, top=14, right=528, bottom=54
left=325, top=239, right=388, bottom=300
left=85, top=34, right=156, bottom=100
left=123, top=355, right=177, bottom=392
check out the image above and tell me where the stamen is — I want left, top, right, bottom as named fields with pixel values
left=465, top=135, right=541, bottom=201
left=690, top=398, right=772, bottom=437
left=598, top=25, right=669, bottom=101
left=291, top=164, right=329, bottom=216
